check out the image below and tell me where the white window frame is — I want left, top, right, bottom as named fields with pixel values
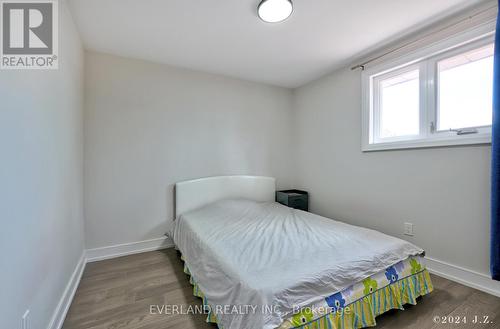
left=362, top=22, right=495, bottom=152
left=371, top=64, right=423, bottom=144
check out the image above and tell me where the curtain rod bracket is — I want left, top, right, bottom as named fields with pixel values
left=351, top=64, right=365, bottom=71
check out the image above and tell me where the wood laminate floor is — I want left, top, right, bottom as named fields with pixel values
left=63, top=249, right=500, bottom=329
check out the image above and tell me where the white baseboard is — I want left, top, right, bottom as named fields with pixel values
left=425, top=257, right=500, bottom=297
left=86, top=237, right=174, bottom=263
left=47, top=251, right=86, bottom=329
left=46, top=237, right=174, bottom=329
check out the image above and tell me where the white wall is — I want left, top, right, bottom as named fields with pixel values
left=292, top=66, right=493, bottom=276
left=84, top=46, right=496, bottom=281
left=84, top=52, right=294, bottom=249
left=0, top=1, right=85, bottom=328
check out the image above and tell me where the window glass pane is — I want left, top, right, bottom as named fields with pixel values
left=437, top=44, right=493, bottom=131
left=379, top=69, right=420, bottom=138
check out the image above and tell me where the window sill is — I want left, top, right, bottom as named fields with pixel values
left=362, top=134, right=491, bottom=152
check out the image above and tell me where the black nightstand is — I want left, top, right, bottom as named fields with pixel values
left=276, top=189, right=308, bottom=211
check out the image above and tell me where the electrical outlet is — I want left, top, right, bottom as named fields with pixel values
left=22, top=310, right=29, bottom=329
left=404, top=222, right=414, bottom=236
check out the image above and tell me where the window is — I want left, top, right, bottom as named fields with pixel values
left=362, top=27, right=494, bottom=151
left=437, top=44, right=493, bottom=131
left=373, top=67, right=421, bottom=143
left=377, top=68, right=420, bottom=139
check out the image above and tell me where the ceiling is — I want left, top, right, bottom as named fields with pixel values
left=68, top=0, right=487, bottom=88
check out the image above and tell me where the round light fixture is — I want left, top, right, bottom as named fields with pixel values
left=258, top=0, right=293, bottom=23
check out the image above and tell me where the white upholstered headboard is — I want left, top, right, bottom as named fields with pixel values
left=175, top=176, right=276, bottom=218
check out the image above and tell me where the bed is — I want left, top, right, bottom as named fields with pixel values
left=172, top=176, right=433, bottom=329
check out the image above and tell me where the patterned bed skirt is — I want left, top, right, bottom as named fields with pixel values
left=181, top=257, right=433, bottom=329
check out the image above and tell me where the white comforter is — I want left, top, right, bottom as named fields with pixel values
left=172, top=199, right=424, bottom=329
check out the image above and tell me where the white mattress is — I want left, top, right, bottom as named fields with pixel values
left=172, top=199, right=424, bottom=329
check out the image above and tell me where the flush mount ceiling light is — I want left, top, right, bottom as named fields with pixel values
left=258, top=0, right=293, bottom=23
